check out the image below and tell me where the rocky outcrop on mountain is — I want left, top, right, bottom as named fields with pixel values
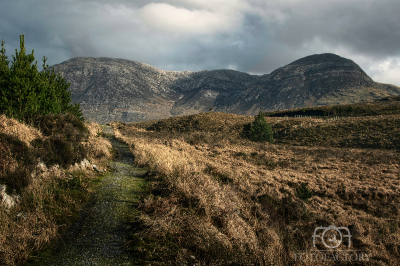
left=49, top=57, right=192, bottom=123
left=215, top=53, right=397, bottom=114
left=49, top=54, right=400, bottom=123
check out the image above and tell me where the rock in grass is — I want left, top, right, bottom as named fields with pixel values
left=0, top=184, right=20, bottom=210
left=92, top=164, right=104, bottom=173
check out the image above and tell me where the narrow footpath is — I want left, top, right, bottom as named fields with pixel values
left=33, top=125, right=147, bottom=266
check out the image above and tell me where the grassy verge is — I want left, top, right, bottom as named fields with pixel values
left=0, top=114, right=113, bottom=266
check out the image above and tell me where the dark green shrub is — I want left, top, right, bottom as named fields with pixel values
left=3, top=166, right=32, bottom=194
left=50, top=135, right=75, bottom=165
left=0, top=133, right=36, bottom=165
left=247, top=109, right=273, bottom=143
left=296, top=182, right=313, bottom=202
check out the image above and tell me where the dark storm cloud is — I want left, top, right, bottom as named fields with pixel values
left=277, top=0, right=400, bottom=58
left=154, top=14, right=271, bottom=72
left=0, top=0, right=101, bottom=64
left=0, top=0, right=399, bottom=85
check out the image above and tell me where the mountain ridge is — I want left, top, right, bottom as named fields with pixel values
left=48, top=53, right=400, bottom=123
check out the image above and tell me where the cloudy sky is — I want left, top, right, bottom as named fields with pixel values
left=1, top=0, right=399, bottom=86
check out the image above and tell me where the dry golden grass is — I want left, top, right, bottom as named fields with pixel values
left=265, top=95, right=400, bottom=118
left=270, top=114, right=400, bottom=151
left=0, top=115, right=113, bottom=266
left=0, top=141, right=18, bottom=176
left=112, top=110, right=400, bottom=265
left=132, top=112, right=254, bottom=135
left=81, top=122, right=113, bottom=161
left=0, top=114, right=43, bottom=147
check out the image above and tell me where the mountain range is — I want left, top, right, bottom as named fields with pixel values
left=48, top=53, right=400, bottom=124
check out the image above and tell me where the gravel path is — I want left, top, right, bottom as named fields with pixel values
left=34, top=125, right=147, bottom=266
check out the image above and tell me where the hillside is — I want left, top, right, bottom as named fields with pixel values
left=265, top=95, right=400, bottom=117
left=111, top=98, right=400, bottom=265
left=48, top=53, right=400, bottom=124
left=2, top=93, right=399, bottom=265
left=117, top=96, right=400, bottom=152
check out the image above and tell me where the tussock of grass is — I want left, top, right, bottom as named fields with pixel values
left=81, top=123, right=113, bottom=160
left=0, top=114, right=113, bottom=266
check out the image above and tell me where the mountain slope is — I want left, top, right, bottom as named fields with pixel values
left=49, top=53, right=400, bottom=123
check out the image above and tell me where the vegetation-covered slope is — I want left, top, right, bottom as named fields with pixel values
left=112, top=98, right=400, bottom=265
left=0, top=113, right=113, bottom=266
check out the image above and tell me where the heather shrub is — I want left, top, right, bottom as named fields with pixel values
left=29, top=112, right=88, bottom=140
left=0, top=112, right=111, bottom=266
left=28, top=113, right=89, bottom=167
left=31, top=134, right=87, bottom=168
left=0, top=133, right=37, bottom=193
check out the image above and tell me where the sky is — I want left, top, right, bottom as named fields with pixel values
left=1, top=0, right=400, bottom=86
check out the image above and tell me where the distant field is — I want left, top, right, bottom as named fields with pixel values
left=112, top=97, right=400, bottom=265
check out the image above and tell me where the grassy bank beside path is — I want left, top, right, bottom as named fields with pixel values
left=25, top=125, right=148, bottom=266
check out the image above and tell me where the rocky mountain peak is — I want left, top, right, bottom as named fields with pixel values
left=49, top=54, right=400, bottom=124
left=288, top=53, right=354, bottom=66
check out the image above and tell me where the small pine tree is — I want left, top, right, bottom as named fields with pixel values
left=0, top=35, right=83, bottom=123
left=297, top=182, right=313, bottom=202
left=248, top=109, right=273, bottom=143
left=0, top=39, right=11, bottom=112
